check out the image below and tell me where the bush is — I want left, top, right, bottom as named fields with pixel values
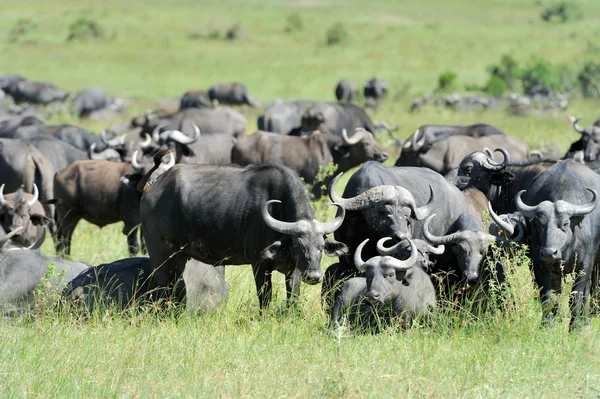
left=326, top=23, right=348, bottom=46
left=67, top=18, right=104, bottom=42
left=7, top=19, right=37, bottom=43
left=435, top=71, right=457, bottom=93
left=541, top=2, right=583, bottom=23
left=520, top=59, right=561, bottom=94
left=225, top=24, right=243, bottom=41
left=578, top=62, right=600, bottom=98
left=483, top=75, right=509, bottom=97
left=285, top=13, right=304, bottom=33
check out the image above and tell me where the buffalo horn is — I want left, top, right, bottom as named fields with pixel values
left=0, top=184, right=5, bottom=207
left=140, top=133, right=152, bottom=148
left=26, top=184, right=39, bottom=208
left=342, top=128, right=369, bottom=145
left=488, top=201, right=514, bottom=236
left=317, top=203, right=346, bottom=234
left=152, top=124, right=167, bottom=142
left=492, top=219, right=525, bottom=244
left=423, top=214, right=464, bottom=245
left=483, top=148, right=510, bottom=170
left=162, top=152, right=176, bottom=168
left=167, top=126, right=199, bottom=145
left=376, top=237, right=405, bottom=255
left=0, top=226, right=24, bottom=247
left=354, top=239, right=369, bottom=271
left=262, top=200, right=305, bottom=235
left=560, top=188, right=598, bottom=216
left=382, top=238, right=418, bottom=271
left=515, top=190, right=537, bottom=218
left=571, top=117, right=585, bottom=134
left=131, top=150, right=144, bottom=172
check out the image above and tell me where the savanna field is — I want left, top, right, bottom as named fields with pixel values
left=2, top=0, right=600, bottom=397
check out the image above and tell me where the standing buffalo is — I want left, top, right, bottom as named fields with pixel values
left=335, top=79, right=358, bottom=102
left=363, top=77, right=387, bottom=100
left=515, top=160, right=600, bottom=330
left=565, top=116, right=600, bottom=162
left=0, top=184, right=50, bottom=247
left=180, top=91, right=212, bottom=110
left=8, top=80, right=69, bottom=105
left=208, top=83, right=259, bottom=107
left=300, top=102, right=378, bottom=136
left=154, top=125, right=234, bottom=165
left=231, top=128, right=388, bottom=195
left=402, top=123, right=505, bottom=152
left=141, top=163, right=347, bottom=308
left=257, top=100, right=314, bottom=135
left=0, top=75, right=26, bottom=97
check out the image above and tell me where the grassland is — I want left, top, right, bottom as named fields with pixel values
left=1, top=0, right=600, bottom=397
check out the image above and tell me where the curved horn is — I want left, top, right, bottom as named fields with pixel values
left=140, top=134, right=152, bottom=148
left=100, top=130, right=109, bottom=144
left=411, top=128, right=423, bottom=150
left=488, top=201, right=514, bottom=236
left=162, top=152, right=176, bottom=168
left=152, top=124, right=167, bottom=143
left=0, top=184, right=5, bottom=207
left=483, top=148, right=510, bottom=170
left=426, top=242, right=446, bottom=255
left=376, top=237, right=405, bottom=256
left=354, top=239, right=368, bottom=271
left=317, top=203, right=345, bottom=234
left=382, top=239, right=418, bottom=271
left=529, top=150, right=543, bottom=161
left=342, top=128, right=369, bottom=145
left=101, top=131, right=126, bottom=147
left=131, top=150, right=143, bottom=172
left=423, top=214, right=464, bottom=245
left=412, top=185, right=435, bottom=220
left=483, top=147, right=494, bottom=159
left=329, top=172, right=393, bottom=211
left=262, top=200, right=305, bottom=235
left=27, top=228, right=46, bottom=250
left=560, top=189, right=598, bottom=216
left=493, top=219, right=525, bottom=244
left=0, top=226, right=24, bottom=247
left=88, top=143, right=101, bottom=160
left=166, top=129, right=199, bottom=145
left=26, top=184, right=39, bottom=208
left=515, top=190, right=537, bottom=219
left=571, top=117, right=585, bottom=134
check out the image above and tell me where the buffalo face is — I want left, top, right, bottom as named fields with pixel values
left=455, top=149, right=510, bottom=193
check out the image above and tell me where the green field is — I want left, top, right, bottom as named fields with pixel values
left=2, top=0, right=600, bottom=397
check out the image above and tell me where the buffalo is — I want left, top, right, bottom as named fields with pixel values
left=363, top=77, right=387, bottom=101
left=71, top=87, right=108, bottom=118
left=0, top=184, right=50, bottom=247
left=402, top=123, right=505, bottom=152
left=8, top=80, right=69, bottom=105
left=208, top=83, right=259, bottom=107
left=154, top=124, right=234, bottom=165
left=335, top=79, right=358, bottom=102
left=180, top=91, right=212, bottom=110
left=565, top=116, right=600, bottom=162
left=257, top=100, right=314, bottom=135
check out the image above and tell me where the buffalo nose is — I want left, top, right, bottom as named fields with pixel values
left=540, top=247, right=561, bottom=261
left=303, top=270, right=322, bottom=285
left=365, top=290, right=383, bottom=304
left=380, top=152, right=389, bottom=161
left=464, top=271, right=479, bottom=283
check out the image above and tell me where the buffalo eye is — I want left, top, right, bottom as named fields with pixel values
left=385, top=272, right=395, bottom=279
left=562, top=220, right=570, bottom=230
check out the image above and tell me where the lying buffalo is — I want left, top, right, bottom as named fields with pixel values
left=208, top=82, right=259, bottom=107
left=71, top=87, right=108, bottom=118
left=180, top=90, right=212, bottom=110
left=402, top=123, right=505, bottom=152
left=8, top=80, right=69, bottom=105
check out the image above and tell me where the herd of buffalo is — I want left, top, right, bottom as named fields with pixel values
left=2, top=73, right=600, bottom=332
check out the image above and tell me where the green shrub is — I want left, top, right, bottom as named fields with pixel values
left=578, top=62, right=600, bottom=98
left=326, top=23, right=349, bottom=46
left=7, top=19, right=37, bottom=43
left=541, top=2, right=583, bottom=23
left=285, top=13, right=304, bottom=33
left=520, top=59, right=561, bottom=94
left=436, top=71, right=457, bottom=93
left=483, top=75, right=509, bottom=97
left=67, top=18, right=104, bottom=42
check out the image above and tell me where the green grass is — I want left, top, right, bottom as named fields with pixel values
left=2, top=0, right=600, bottom=397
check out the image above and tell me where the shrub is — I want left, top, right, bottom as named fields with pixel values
left=483, top=75, right=509, bottom=97
left=67, top=18, right=104, bottom=42
left=285, top=13, right=304, bottom=33
left=520, top=59, right=561, bottom=94
left=435, top=71, right=457, bottom=93
left=326, top=23, right=348, bottom=46
left=7, top=19, right=37, bottom=43
left=541, top=2, right=583, bottom=23
left=578, top=62, right=600, bottom=98
left=225, top=24, right=243, bottom=41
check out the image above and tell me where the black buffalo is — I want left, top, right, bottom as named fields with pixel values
left=363, top=77, right=387, bottom=101
left=180, top=90, right=212, bottom=110
left=208, top=83, right=259, bottom=107
left=335, top=79, right=358, bottom=102
left=0, top=114, right=44, bottom=137
left=402, top=123, right=505, bottom=152
left=300, top=102, right=378, bottom=136
left=71, top=87, right=108, bottom=118
left=8, top=80, right=69, bottom=105
left=0, top=184, right=50, bottom=247
left=565, top=116, right=600, bottom=162
left=140, top=163, right=347, bottom=308
left=257, top=100, right=314, bottom=135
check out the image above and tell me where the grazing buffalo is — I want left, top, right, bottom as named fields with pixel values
left=363, top=77, right=387, bottom=100
left=0, top=114, right=44, bottom=137
left=335, top=79, right=358, bottom=102
left=257, top=100, right=314, bottom=135
left=53, top=155, right=163, bottom=256
left=395, top=133, right=529, bottom=174
left=64, top=257, right=227, bottom=314
left=180, top=91, right=212, bottom=110
left=208, top=83, right=259, bottom=107
left=0, top=139, right=55, bottom=224
left=140, top=163, right=347, bottom=308
left=71, top=87, right=108, bottom=118
left=300, top=102, right=378, bottom=135
left=0, top=75, right=26, bottom=97
left=402, top=123, right=505, bottom=152
left=0, top=184, right=50, bottom=247
left=0, top=229, right=89, bottom=316
left=231, top=128, right=388, bottom=195
left=154, top=124, right=234, bottom=165
left=329, top=238, right=435, bottom=332
left=9, top=80, right=69, bottom=105
left=450, top=149, right=556, bottom=214
left=133, top=107, right=247, bottom=138
left=515, top=160, right=600, bottom=330
left=565, top=116, right=600, bottom=162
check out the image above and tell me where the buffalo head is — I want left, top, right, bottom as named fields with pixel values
left=454, top=148, right=511, bottom=194
left=0, top=184, right=50, bottom=245
left=569, top=116, right=600, bottom=163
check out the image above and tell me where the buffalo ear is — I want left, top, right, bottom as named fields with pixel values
left=324, top=237, right=348, bottom=257
left=180, top=144, right=196, bottom=157
left=332, top=145, right=351, bottom=159
left=30, top=214, right=52, bottom=226
left=259, top=240, right=288, bottom=262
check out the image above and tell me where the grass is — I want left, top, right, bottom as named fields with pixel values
left=2, top=0, right=600, bottom=397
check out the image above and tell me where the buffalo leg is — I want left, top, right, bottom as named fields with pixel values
left=252, top=263, right=273, bottom=309
left=55, top=212, right=80, bottom=257
left=321, top=262, right=358, bottom=311
left=569, top=261, right=593, bottom=331
left=123, top=223, right=140, bottom=256
left=285, top=269, right=302, bottom=306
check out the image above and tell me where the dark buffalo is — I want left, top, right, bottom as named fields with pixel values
left=402, top=123, right=505, bottom=152
left=0, top=75, right=26, bottom=97
left=363, top=77, right=387, bottom=100
left=257, top=100, right=314, bottom=135
left=71, top=87, right=108, bottom=118
left=154, top=124, right=234, bottom=165
left=208, top=83, right=259, bottom=107
left=300, top=102, right=378, bottom=136
left=0, top=114, right=44, bottom=137
left=0, top=229, right=89, bottom=316
left=140, top=163, right=347, bottom=308
left=133, top=107, right=247, bottom=138
left=0, top=184, right=50, bottom=247
left=9, top=80, right=69, bottom=105
left=180, top=90, right=212, bottom=110
left=14, top=124, right=109, bottom=152
left=64, top=257, right=227, bottom=314
left=329, top=238, right=435, bottom=332
left=395, top=134, right=529, bottom=174
left=565, top=116, right=600, bottom=162
left=515, top=160, right=600, bottom=330
left=231, top=128, right=388, bottom=193
left=335, top=79, right=358, bottom=102
left=53, top=155, right=163, bottom=256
